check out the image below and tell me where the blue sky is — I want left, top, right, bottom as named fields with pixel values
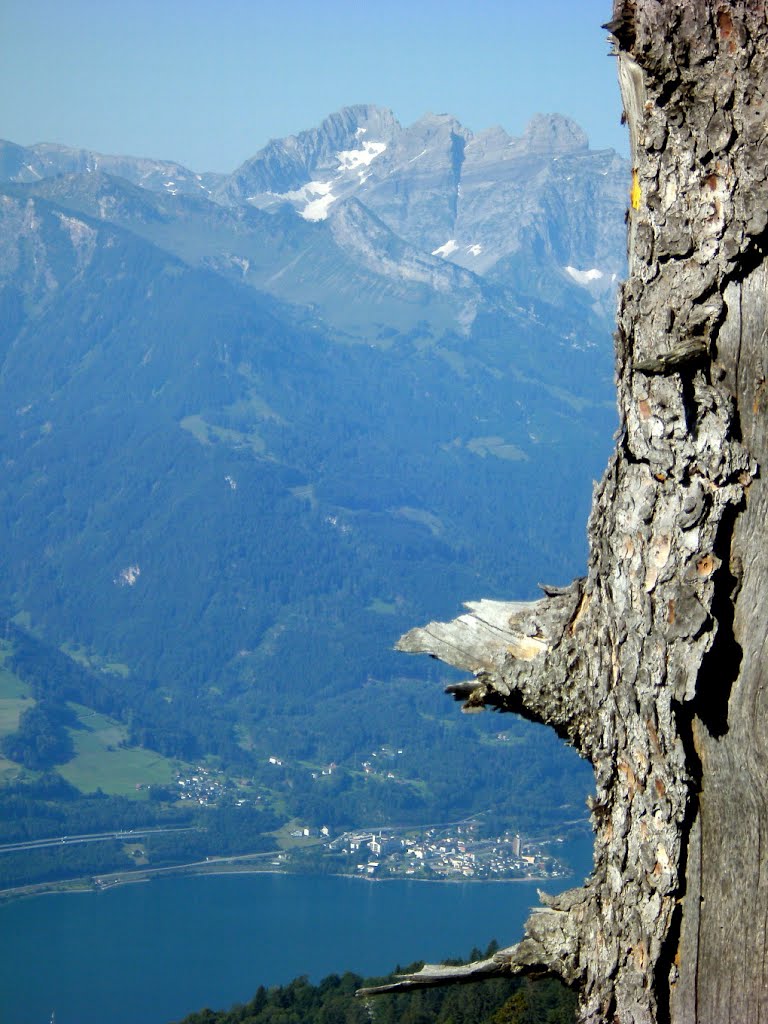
left=1, top=0, right=626, bottom=173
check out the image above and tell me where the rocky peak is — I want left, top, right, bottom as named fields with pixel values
left=463, top=126, right=514, bottom=164
left=521, top=113, right=589, bottom=154
left=221, top=104, right=400, bottom=201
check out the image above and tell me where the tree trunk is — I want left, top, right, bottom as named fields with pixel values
left=359, top=3, right=768, bottom=1022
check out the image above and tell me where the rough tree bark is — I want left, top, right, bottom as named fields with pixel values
left=359, top=4, right=768, bottom=1022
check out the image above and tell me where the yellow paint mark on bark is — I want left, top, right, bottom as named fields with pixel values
left=631, top=168, right=642, bottom=210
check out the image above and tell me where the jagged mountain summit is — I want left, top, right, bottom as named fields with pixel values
left=218, top=104, right=401, bottom=203
left=0, top=104, right=628, bottom=324
left=216, top=105, right=627, bottom=300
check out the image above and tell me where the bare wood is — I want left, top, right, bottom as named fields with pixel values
left=357, top=947, right=515, bottom=996
left=361, top=4, right=768, bottom=1021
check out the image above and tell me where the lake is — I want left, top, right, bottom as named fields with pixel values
left=0, top=839, right=592, bottom=1024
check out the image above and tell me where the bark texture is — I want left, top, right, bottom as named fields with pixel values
left=359, top=4, right=768, bottom=1022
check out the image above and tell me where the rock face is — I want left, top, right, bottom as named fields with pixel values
left=360, top=4, right=768, bottom=1023
left=219, top=104, right=401, bottom=200
left=0, top=105, right=629, bottom=338
left=0, top=103, right=629, bottom=320
left=214, top=105, right=627, bottom=308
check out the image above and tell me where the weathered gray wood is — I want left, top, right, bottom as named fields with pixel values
left=357, top=946, right=520, bottom=996
left=397, top=598, right=550, bottom=673
left=361, top=4, right=768, bottom=1021
left=671, top=263, right=768, bottom=1024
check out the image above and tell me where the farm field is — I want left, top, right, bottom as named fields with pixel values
left=58, top=704, right=179, bottom=797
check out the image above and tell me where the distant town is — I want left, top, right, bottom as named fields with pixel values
left=317, top=822, right=570, bottom=881
left=171, top=761, right=574, bottom=882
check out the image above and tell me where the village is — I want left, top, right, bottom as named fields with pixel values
left=322, top=822, right=571, bottom=881
left=170, top=762, right=574, bottom=882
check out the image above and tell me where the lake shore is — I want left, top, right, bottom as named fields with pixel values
left=0, top=854, right=573, bottom=904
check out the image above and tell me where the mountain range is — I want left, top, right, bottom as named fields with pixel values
left=0, top=105, right=628, bottom=837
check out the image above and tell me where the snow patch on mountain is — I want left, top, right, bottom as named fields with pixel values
left=336, top=141, right=387, bottom=171
left=260, top=139, right=388, bottom=220
left=432, top=239, right=458, bottom=258
left=565, top=265, right=605, bottom=286
left=274, top=181, right=337, bottom=221
left=302, top=195, right=336, bottom=220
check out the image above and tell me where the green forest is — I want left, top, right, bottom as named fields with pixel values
left=173, top=948, right=576, bottom=1024
left=0, top=165, right=609, bottom=890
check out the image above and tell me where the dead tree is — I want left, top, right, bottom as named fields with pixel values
left=359, top=4, right=768, bottom=1022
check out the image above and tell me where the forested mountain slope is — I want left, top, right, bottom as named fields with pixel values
left=0, top=107, right=627, bottom=849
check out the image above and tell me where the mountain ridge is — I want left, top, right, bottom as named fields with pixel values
left=0, top=104, right=627, bottom=265
left=0, top=104, right=624, bottom=847
left=0, top=104, right=629, bottom=332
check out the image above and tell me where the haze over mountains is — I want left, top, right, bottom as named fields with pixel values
left=4, top=104, right=626, bottom=330
left=0, top=105, right=629, bottom=835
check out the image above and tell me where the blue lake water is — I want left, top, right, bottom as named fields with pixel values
left=0, top=837, right=592, bottom=1024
